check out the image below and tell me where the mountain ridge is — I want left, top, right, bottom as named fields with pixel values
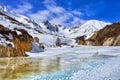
left=0, top=4, right=114, bottom=57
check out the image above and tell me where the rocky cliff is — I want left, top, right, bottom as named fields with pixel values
left=0, top=24, right=44, bottom=57
left=76, top=22, right=120, bottom=46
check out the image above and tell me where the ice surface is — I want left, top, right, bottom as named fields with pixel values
left=25, top=46, right=120, bottom=80
left=71, top=58, right=120, bottom=80
left=27, top=46, right=120, bottom=58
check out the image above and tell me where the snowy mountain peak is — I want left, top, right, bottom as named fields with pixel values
left=85, top=20, right=106, bottom=23
left=43, top=20, right=50, bottom=25
left=38, top=20, right=71, bottom=37
left=70, top=20, right=111, bottom=39
left=0, top=4, right=9, bottom=12
left=83, top=20, right=111, bottom=29
left=41, top=20, right=59, bottom=32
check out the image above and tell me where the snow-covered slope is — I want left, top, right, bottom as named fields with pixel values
left=0, top=4, right=113, bottom=47
left=39, top=20, right=70, bottom=37
left=39, top=20, right=111, bottom=40
left=0, top=4, right=74, bottom=47
left=70, top=20, right=111, bottom=39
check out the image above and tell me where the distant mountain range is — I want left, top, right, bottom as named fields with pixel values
left=0, top=4, right=119, bottom=57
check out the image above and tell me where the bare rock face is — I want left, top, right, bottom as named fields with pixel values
left=0, top=24, right=44, bottom=57
left=76, top=22, right=120, bottom=46
left=75, top=36, right=85, bottom=45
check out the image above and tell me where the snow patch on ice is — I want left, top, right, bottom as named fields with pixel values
left=30, top=41, right=44, bottom=53
left=71, top=58, right=120, bottom=80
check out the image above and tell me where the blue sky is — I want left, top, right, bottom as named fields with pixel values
left=0, top=0, right=120, bottom=26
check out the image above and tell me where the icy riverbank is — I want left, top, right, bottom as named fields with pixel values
left=24, top=46, right=120, bottom=80
left=27, top=46, right=120, bottom=58
left=0, top=46, right=120, bottom=80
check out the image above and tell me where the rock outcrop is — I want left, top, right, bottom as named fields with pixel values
left=0, top=24, right=44, bottom=57
left=76, top=22, right=120, bottom=46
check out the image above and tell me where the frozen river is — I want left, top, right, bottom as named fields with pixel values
left=0, top=46, right=120, bottom=80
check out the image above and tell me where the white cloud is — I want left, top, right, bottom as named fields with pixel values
left=7, top=0, right=86, bottom=26
left=43, top=0, right=56, bottom=6
left=72, top=10, right=83, bottom=16
left=28, top=0, right=86, bottom=26
left=10, top=2, right=33, bottom=14
left=46, top=5, right=66, bottom=14
left=71, top=18, right=86, bottom=26
left=50, top=12, right=72, bottom=25
left=29, top=10, right=50, bottom=22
